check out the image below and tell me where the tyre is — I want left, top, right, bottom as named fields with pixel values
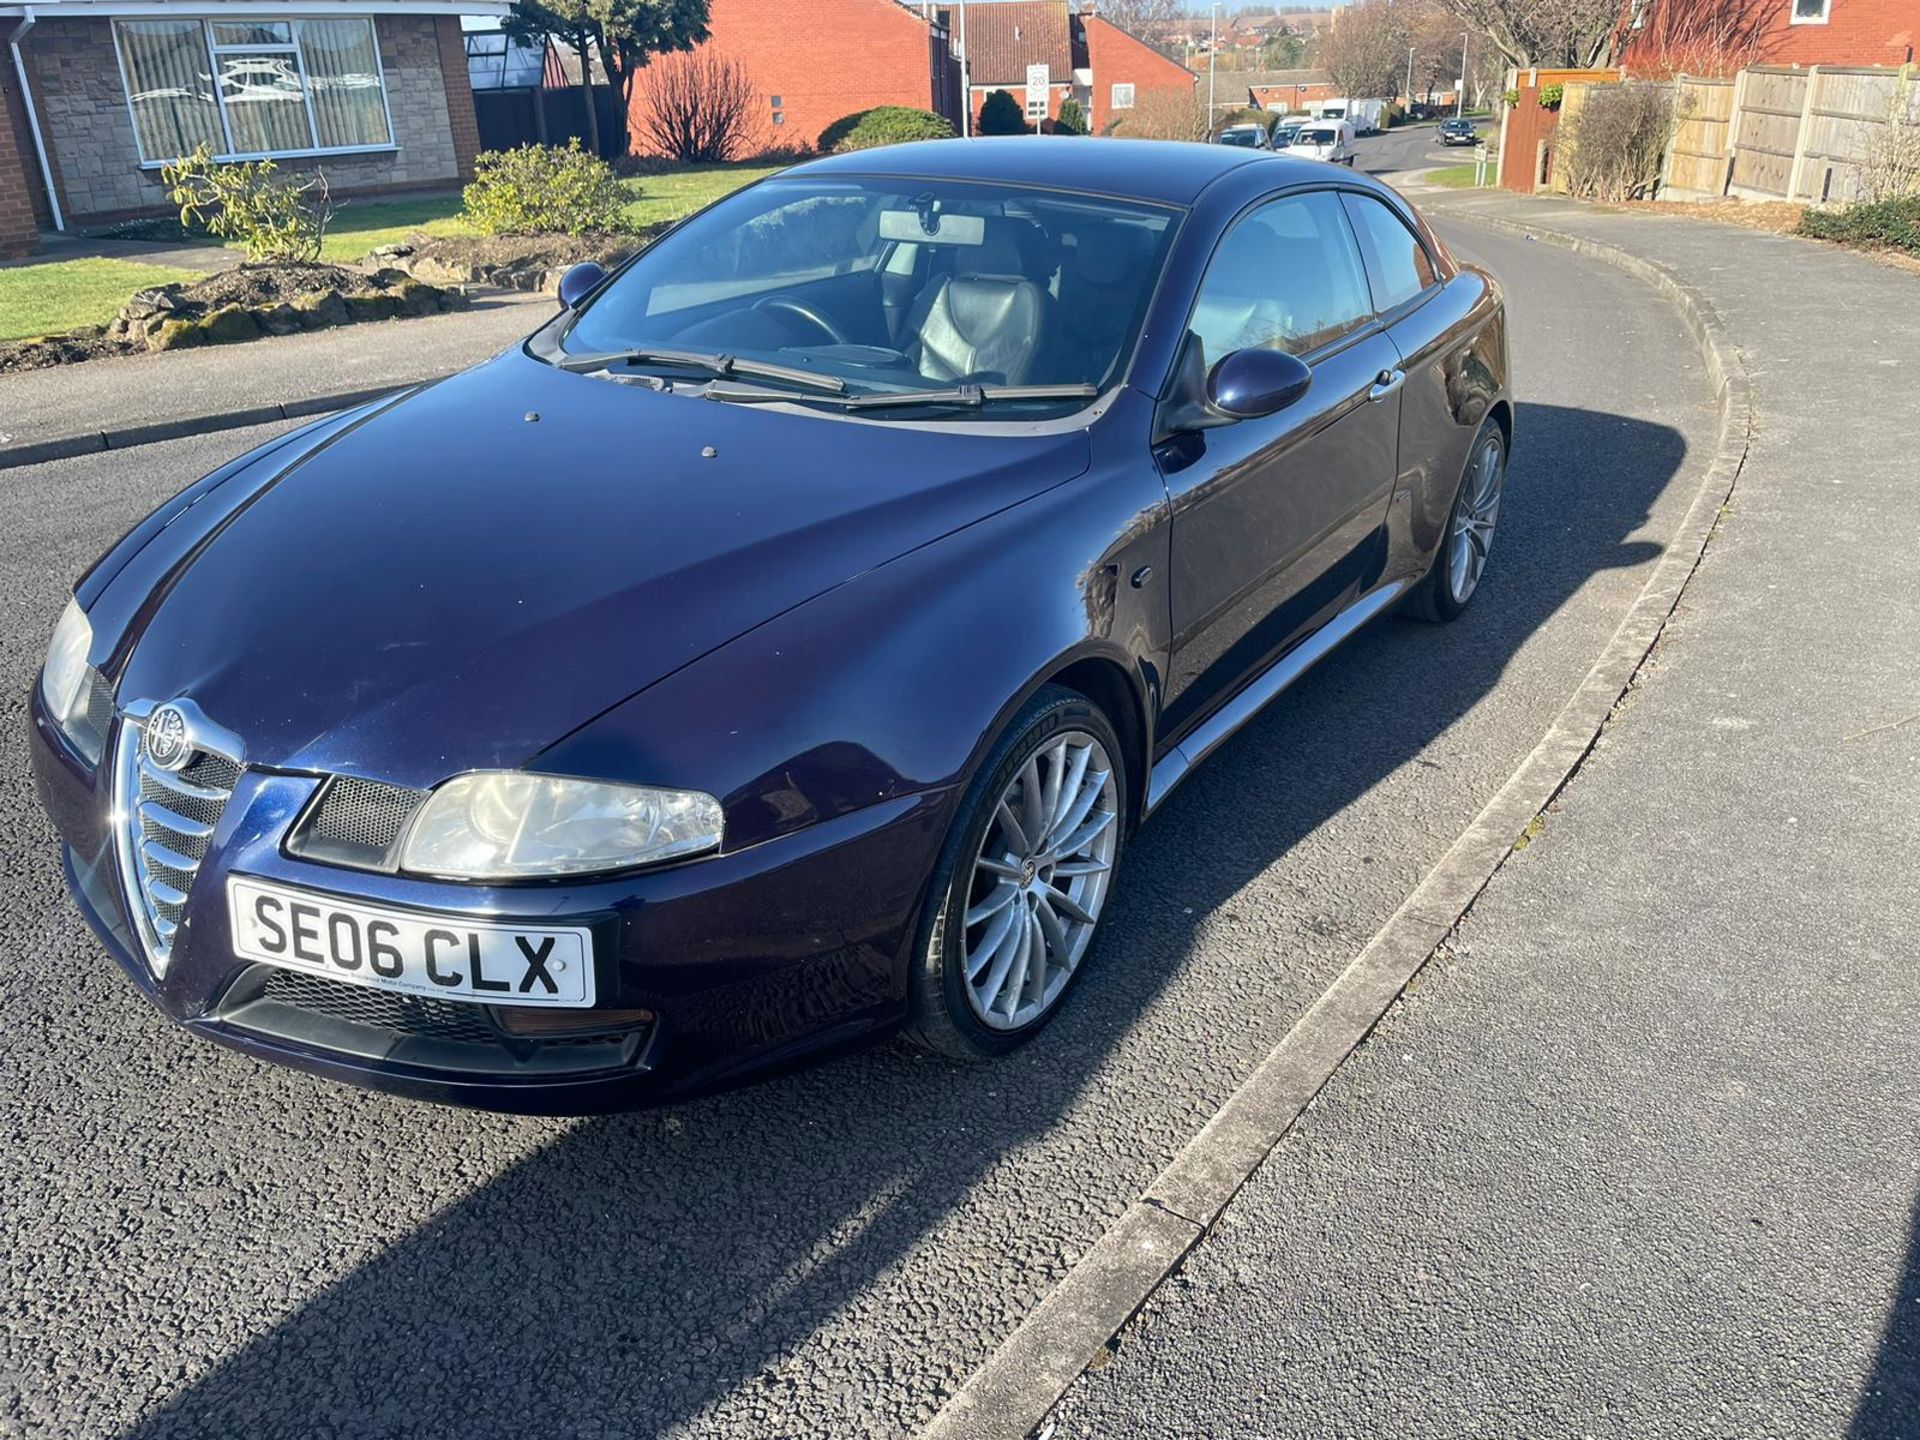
left=1406, top=417, right=1507, bottom=624
left=904, top=684, right=1127, bottom=1060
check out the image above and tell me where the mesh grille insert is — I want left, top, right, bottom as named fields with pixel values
left=258, top=969, right=501, bottom=1044
left=288, top=775, right=426, bottom=871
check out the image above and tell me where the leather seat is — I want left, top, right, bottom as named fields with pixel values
left=904, top=219, right=1048, bottom=385
left=1046, top=220, right=1155, bottom=384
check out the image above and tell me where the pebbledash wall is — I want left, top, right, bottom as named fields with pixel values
left=6, top=13, right=480, bottom=234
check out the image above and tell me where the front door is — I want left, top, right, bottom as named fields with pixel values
left=1157, top=188, right=1401, bottom=741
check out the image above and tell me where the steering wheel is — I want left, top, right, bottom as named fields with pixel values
left=754, top=295, right=852, bottom=347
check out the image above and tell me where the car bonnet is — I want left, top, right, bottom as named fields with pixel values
left=98, top=350, right=1094, bottom=786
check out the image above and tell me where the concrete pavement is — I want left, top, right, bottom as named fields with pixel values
left=0, top=218, right=1720, bottom=1436
left=1046, top=190, right=1920, bottom=1439
left=0, top=289, right=553, bottom=468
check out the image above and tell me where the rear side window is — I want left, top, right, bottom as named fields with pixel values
left=1187, top=190, right=1373, bottom=361
left=1341, top=192, right=1437, bottom=313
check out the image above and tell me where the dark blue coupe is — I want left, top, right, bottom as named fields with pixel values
left=32, top=139, right=1510, bottom=1111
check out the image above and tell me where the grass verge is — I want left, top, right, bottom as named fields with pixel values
left=1425, top=162, right=1490, bottom=189
left=0, top=256, right=209, bottom=341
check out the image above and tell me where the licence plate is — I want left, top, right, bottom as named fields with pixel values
left=227, top=877, right=596, bottom=1007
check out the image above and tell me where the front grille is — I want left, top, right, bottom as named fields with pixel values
left=285, top=775, right=424, bottom=871
left=113, top=716, right=242, bottom=975
left=258, top=969, right=500, bottom=1043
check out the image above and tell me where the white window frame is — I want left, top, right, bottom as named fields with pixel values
left=1111, top=82, right=1136, bottom=110
left=114, top=16, right=400, bottom=168
left=1788, top=0, right=1831, bottom=23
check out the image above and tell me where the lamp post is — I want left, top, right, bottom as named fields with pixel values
left=1207, top=2, right=1219, bottom=134
left=1458, top=31, right=1468, bottom=117
left=1406, top=45, right=1415, bottom=110
left=957, top=0, right=971, bottom=137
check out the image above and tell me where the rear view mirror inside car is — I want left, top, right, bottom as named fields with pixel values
left=878, top=209, right=986, bottom=246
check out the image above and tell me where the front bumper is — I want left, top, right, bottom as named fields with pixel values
left=31, top=700, right=953, bottom=1113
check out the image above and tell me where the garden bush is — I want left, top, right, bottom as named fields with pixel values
left=979, top=90, right=1029, bottom=135
left=819, top=105, right=955, bottom=152
left=1055, top=98, right=1087, bottom=135
left=1798, top=195, right=1920, bottom=256
left=1557, top=83, right=1674, bottom=203
left=462, top=141, right=630, bottom=237
left=163, top=147, right=333, bottom=263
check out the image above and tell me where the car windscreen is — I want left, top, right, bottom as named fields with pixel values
left=1301, top=128, right=1337, bottom=144
left=1218, top=130, right=1259, bottom=146
left=557, top=176, right=1182, bottom=417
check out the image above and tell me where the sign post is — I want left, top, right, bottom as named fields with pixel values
left=1026, top=62, right=1048, bottom=131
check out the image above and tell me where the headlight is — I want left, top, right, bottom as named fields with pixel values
left=40, top=599, right=103, bottom=761
left=399, top=771, right=724, bottom=880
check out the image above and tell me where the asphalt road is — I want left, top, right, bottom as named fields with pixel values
left=0, top=201, right=1718, bottom=1438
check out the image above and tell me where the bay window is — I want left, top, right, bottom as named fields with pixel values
left=115, top=16, right=394, bottom=164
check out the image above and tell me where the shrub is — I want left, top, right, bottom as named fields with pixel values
left=1055, top=97, right=1087, bottom=136
left=1538, top=83, right=1565, bottom=110
left=1557, top=83, right=1675, bottom=203
left=979, top=89, right=1029, bottom=135
left=162, top=147, right=333, bottom=263
left=1798, top=195, right=1920, bottom=256
left=462, top=140, right=630, bottom=236
left=1112, top=88, right=1211, bottom=143
left=818, top=105, right=955, bottom=153
left=633, top=52, right=762, bottom=164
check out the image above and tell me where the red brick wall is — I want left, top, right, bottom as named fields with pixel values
left=1248, top=80, right=1338, bottom=112
left=0, top=58, right=40, bottom=256
left=639, top=0, right=946, bottom=155
left=1621, top=0, right=1917, bottom=70
left=1085, top=16, right=1195, bottom=133
left=434, top=15, right=482, bottom=181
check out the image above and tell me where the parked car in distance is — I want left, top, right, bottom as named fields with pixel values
left=1438, top=117, right=1479, bottom=146
left=1268, top=120, right=1301, bottom=149
left=1215, top=122, right=1271, bottom=148
left=1285, top=119, right=1357, bottom=165
left=31, top=138, right=1510, bottom=1113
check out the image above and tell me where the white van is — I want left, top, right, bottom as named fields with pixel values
left=1284, top=119, right=1356, bottom=166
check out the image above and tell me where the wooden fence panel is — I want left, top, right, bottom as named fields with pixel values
left=1664, top=76, right=1734, bottom=199
left=1796, top=67, right=1909, bottom=203
left=1730, top=67, right=1807, bottom=198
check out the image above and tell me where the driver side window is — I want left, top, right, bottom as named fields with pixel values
left=1188, top=191, right=1373, bottom=364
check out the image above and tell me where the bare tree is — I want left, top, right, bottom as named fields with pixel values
left=1097, top=0, right=1188, bottom=59
left=1619, top=0, right=1773, bottom=77
left=1424, top=0, right=1620, bottom=70
left=1320, top=0, right=1410, bottom=100
left=632, top=51, right=761, bottom=163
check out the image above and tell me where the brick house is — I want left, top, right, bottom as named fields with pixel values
left=1, top=0, right=497, bottom=259
left=1209, top=66, right=1337, bottom=114
left=630, top=0, right=962, bottom=156
left=958, top=0, right=1193, bottom=133
left=1619, top=0, right=1917, bottom=69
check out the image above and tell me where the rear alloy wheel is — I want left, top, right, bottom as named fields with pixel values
left=1408, top=418, right=1506, bottom=623
left=906, top=686, right=1125, bottom=1059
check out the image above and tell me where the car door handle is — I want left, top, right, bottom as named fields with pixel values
left=1368, top=368, right=1406, bottom=402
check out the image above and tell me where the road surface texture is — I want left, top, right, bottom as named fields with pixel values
left=2, top=180, right=1719, bottom=1436
left=1048, top=190, right=1920, bottom=1437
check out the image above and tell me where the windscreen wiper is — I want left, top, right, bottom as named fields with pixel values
left=701, top=381, right=1098, bottom=410
left=559, top=347, right=846, bottom=394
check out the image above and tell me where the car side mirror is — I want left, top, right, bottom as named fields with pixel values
left=1206, top=347, right=1313, bottom=420
left=557, top=262, right=606, bottom=311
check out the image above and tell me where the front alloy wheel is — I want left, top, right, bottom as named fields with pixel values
left=907, top=685, right=1126, bottom=1059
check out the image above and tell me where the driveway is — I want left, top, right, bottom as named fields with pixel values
left=1, top=219, right=1719, bottom=1438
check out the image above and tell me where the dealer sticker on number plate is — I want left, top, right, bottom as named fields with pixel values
left=227, top=877, right=596, bottom=1007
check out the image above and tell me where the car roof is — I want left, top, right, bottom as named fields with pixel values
left=791, top=137, right=1337, bottom=207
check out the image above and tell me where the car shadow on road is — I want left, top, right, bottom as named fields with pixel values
left=1851, top=1194, right=1920, bottom=1436
left=119, top=400, right=1687, bottom=1440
